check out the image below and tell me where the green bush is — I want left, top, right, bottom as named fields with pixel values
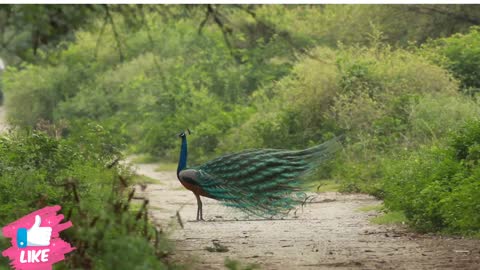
left=408, top=94, right=480, bottom=144
left=450, top=119, right=480, bottom=164
left=253, top=5, right=480, bottom=49
left=220, top=46, right=340, bottom=152
left=0, top=128, right=170, bottom=269
left=382, top=120, right=480, bottom=234
left=3, top=64, right=69, bottom=127
left=3, top=12, right=299, bottom=162
left=220, top=43, right=459, bottom=184
left=421, top=26, right=480, bottom=95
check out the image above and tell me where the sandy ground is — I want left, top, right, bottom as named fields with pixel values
left=132, top=161, right=480, bottom=270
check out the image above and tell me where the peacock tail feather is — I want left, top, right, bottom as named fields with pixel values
left=188, top=137, right=342, bottom=217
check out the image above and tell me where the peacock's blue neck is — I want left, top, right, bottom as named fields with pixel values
left=177, top=136, right=188, bottom=176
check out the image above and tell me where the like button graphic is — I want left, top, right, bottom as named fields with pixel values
left=2, top=205, right=75, bottom=269
left=16, top=215, right=52, bottom=248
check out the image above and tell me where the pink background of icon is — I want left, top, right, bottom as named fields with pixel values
left=2, top=205, right=75, bottom=270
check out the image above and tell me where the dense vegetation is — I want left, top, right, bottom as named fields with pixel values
left=0, top=126, right=170, bottom=269
left=1, top=5, right=480, bottom=268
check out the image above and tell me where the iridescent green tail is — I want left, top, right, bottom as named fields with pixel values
left=193, top=137, right=342, bottom=216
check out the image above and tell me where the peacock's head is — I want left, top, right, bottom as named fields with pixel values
left=177, top=128, right=191, bottom=138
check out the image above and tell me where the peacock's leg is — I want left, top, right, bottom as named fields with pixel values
left=195, top=193, right=204, bottom=221
left=195, top=196, right=199, bottom=220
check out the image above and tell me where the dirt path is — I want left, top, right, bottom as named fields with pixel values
left=133, top=161, right=480, bottom=270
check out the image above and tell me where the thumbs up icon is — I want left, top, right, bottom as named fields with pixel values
left=17, top=215, right=52, bottom=248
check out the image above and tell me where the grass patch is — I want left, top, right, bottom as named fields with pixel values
left=129, top=200, right=143, bottom=213
left=225, top=258, right=260, bottom=270
left=357, top=204, right=383, bottom=212
left=371, top=211, right=407, bottom=225
left=310, top=180, right=341, bottom=192
left=129, top=153, right=160, bottom=163
left=132, top=174, right=159, bottom=185
left=155, top=162, right=178, bottom=172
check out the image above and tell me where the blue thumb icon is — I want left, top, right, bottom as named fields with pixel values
left=17, top=228, right=28, bottom=248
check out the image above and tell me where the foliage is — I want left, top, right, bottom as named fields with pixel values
left=0, top=5, right=101, bottom=63
left=450, top=120, right=480, bottom=163
left=421, top=26, right=480, bottom=95
left=382, top=120, right=480, bottom=234
left=254, top=5, right=480, bottom=48
left=4, top=13, right=292, bottom=162
left=0, top=129, right=171, bottom=269
left=371, top=211, right=407, bottom=225
left=219, top=46, right=340, bottom=152
left=224, top=258, right=260, bottom=270
left=3, top=5, right=480, bottom=66
left=220, top=42, right=459, bottom=182
left=408, top=94, right=480, bottom=144
left=215, top=38, right=480, bottom=235
left=3, top=64, right=70, bottom=127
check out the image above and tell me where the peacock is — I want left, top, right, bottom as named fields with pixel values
left=176, top=129, right=342, bottom=221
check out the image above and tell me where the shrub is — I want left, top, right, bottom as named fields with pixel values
left=421, top=26, right=480, bottom=95
left=253, top=5, right=480, bottom=49
left=382, top=120, right=480, bottom=234
left=408, top=94, right=480, bottom=144
left=220, top=43, right=459, bottom=184
left=0, top=128, right=170, bottom=269
left=450, top=119, right=480, bottom=164
left=3, top=65, right=69, bottom=126
left=3, top=12, right=299, bottom=162
left=220, top=46, right=340, bottom=152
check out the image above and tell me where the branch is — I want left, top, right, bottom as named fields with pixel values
left=94, top=17, right=108, bottom=60
left=137, top=5, right=170, bottom=93
left=53, top=178, right=80, bottom=203
left=106, top=157, right=120, bottom=169
left=233, top=5, right=309, bottom=59
left=406, top=6, right=480, bottom=25
left=198, top=5, right=233, bottom=55
left=103, top=4, right=124, bottom=62
left=208, top=5, right=233, bottom=49
left=233, top=4, right=256, bottom=19
left=138, top=5, right=162, bottom=70
left=198, top=5, right=211, bottom=34
left=0, top=7, right=10, bottom=47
